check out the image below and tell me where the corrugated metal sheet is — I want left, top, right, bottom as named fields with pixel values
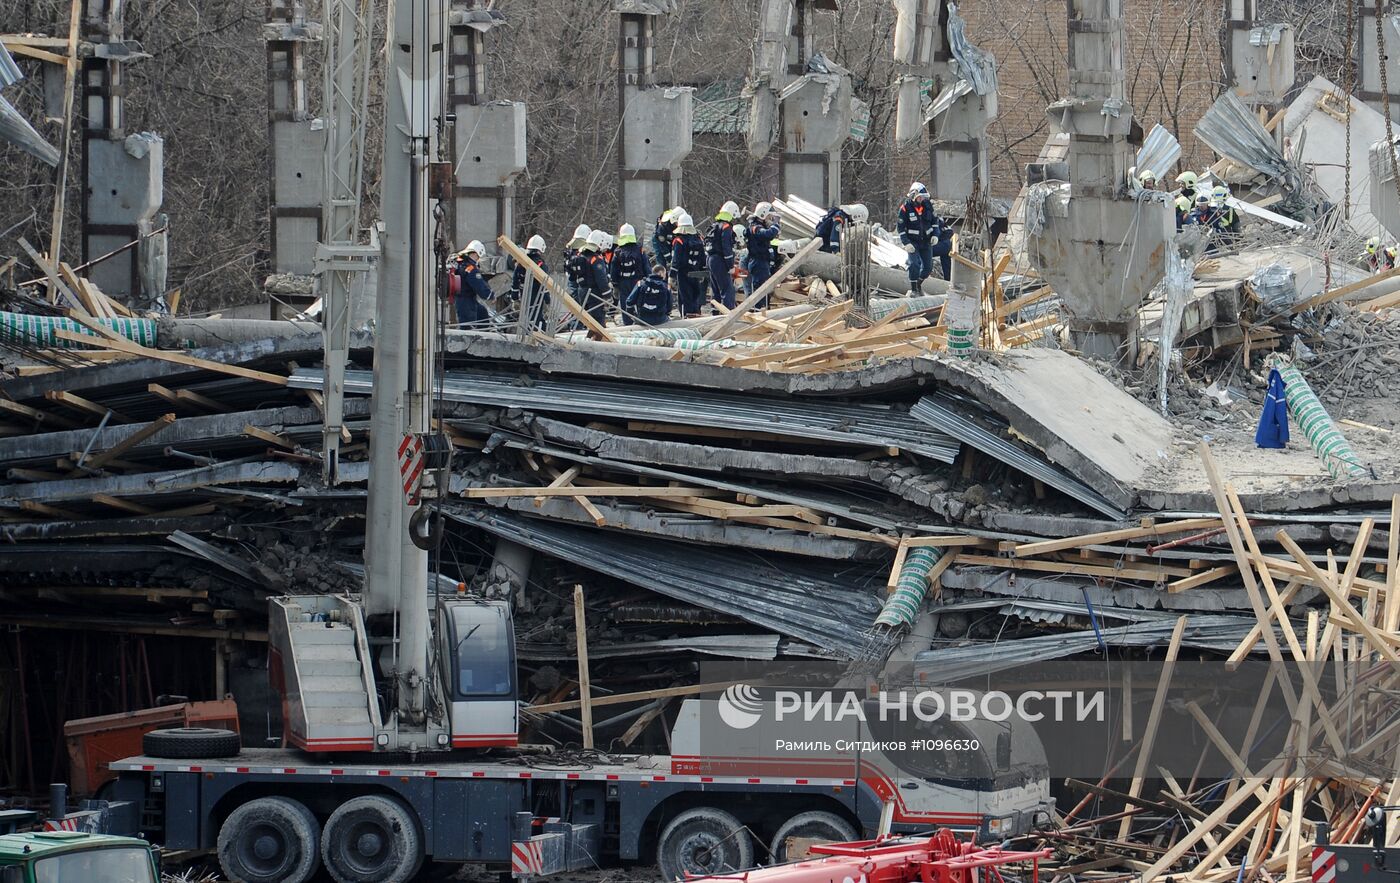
left=908, top=394, right=1125, bottom=518
left=293, top=368, right=962, bottom=463
left=1135, top=124, right=1181, bottom=182
left=1195, top=90, right=1299, bottom=191
left=0, top=45, right=60, bottom=167
left=448, top=506, right=882, bottom=656
left=914, top=615, right=1263, bottom=682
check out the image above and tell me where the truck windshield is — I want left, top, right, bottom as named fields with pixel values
left=452, top=605, right=514, bottom=698
left=35, top=847, right=156, bottom=883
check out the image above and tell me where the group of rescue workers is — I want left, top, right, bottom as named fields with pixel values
left=443, top=195, right=897, bottom=330
left=1137, top=169, right=1243, bottom=247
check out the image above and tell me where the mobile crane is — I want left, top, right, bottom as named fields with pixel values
left=94, top=2, right=1052, bottom=881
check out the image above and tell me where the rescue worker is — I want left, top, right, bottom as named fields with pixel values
left=652, top=208, right=680, bottom=271
left=507, top=234, right=550, bottom=329
left=814, top=205, right=852, bottom=253
left=452, top=240, right=494, bottom=327
left=600, top=232, right=616, bottom=266
left=707, top=200, right=739, bottom=310
left=1187, top=194, right=1221, bottom=252
left=624, top=271, right=673, bottom=326
left=1211, top=184, right=1241, bottom=241
left=670, top=212, right=708, bottom=318
left=564, top=223, right=592, bottom=302
left=1175, top=171, right=1199, bottom=203
left=566, top=229, right=612, bottom=328
left=1363, top=237, right=1398, bottom=272
left=897, top=182, right=951, bottom=292
left=1174, top=195, right=1193, bottom=230
left=610, top=223, right=651, bottom=325
left=1137, top=169, right=1159, bottom=191
left=744, top=202, right=781, bottom=306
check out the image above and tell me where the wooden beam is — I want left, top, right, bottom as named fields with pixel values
left=53, top=329, right=289, bottom=386
left=463, top=485, right=720, bottom=499
left=994, top=286, right=1053, bottom=320
left=1293, top=265, right=1400, bottom=314
left=902, top=535, right=987, bottom=548
left=0, top=398, right=80, bottom=429
left=1118, top=616, right=1187, bottom=841
left=243, top=425, right=295, bottom=450
left=92, top=494, right=156, bottom=516
left=0, top=41, right=68, bottom=65
left=955, top=553, right=1189, bottom=582
left=498, top=235, right=612, bottom=341
left=1168, top=565, right=1235, bottom=593
left=43, top=390, right=132, bottom=423
left=886, top=539, right=910, bottom=592
left=84, top=413, right=175, bottom=470
left=573, top=586, right=594, bottom=750
left=19, top=500, right=84, bottom=520
left=175, top=388, right=232, bottom=413
left=1011, top=518, right=1223, bottom=558
left=1278, top=529, right=1400, bottom=663
left=46, top=0, right=83, bottom=270
left=18, top=237, right=83, bottom=311
left=526, top=680, right=739, bottom=714
left=703, top=237, right=823, bottom=341
left=1140, top=771, right=1278, bottom=881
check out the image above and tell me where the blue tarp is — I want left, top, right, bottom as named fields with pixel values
left=1255, top=368, right=1289, bottom=448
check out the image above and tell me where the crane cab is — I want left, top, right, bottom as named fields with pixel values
left=437, top=598, right=519, bottom=749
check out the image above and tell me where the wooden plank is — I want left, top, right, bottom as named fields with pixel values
left=1011, top=518, right=1223, bottom=558
left=19, top=500, right=84, bottom=520
left=526, top=680, right=739, bottom=714
left=1167, top=564, right=1234, bottom=593
left=498, top=235, right=613, bottom=342
left=619, top=699, right=670, bottom=747
left=47, top=0, right=83, bottom=270
left=175, top=388, right=232, bottom=413
left=703, top=237, right=824, bottom=341
left=146, top=383, right=181, bottom=408
left=84, top=413, right=175, bottom=470
left=1385, top=495, right=1400, bottom=635
left=955, top=553, right=1188, bottom=582
left=1118, top=616, right=1187, bottom=842
left=0, top=42, right=68, bottom=64
left=0, top=398, right=80, bottom=429
left=903, top=535, right=987, bottom=548
left=1184, top=700, right=1254, bottom=779
left=994, top=286, right=1054, bottom=320
left=464, top=485, right=720, bottom=499
left=886, top=539, right=910, bottom=592
left=573, top=586, right=594, bottom=750
left=58, top=262, right=103, bottom=317
left=243, top=425, right=294, bottom=450
left=92, top=494, right=156, bottom=516
left=43, top=390, right=132, bottom=423
left=1278, top=529, right=1400, bottom=663
left=1140, top=772, right=1277, bottom=881
left=536, top=466, right=582, bottom=506
left=53, top=329, right=289, bottom=386
left=18, top=238, right=84, bottom=311
left=1294, top=265, right=1400, bottom=314
left=725, top=515, right=901, bottom=548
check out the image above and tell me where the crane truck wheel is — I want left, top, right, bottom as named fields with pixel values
left=142, top=727, right=241, bottom=759
left=657, top=807, right=754, bottom=881
left=216, top=796, right=321, bottom=883
left=321, top=794, right=424, bottom=883
left=768, top=811, right=858, bottom=863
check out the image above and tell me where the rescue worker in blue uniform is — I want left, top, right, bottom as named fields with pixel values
left=566, top=229, right=612, bottom=329
left=624, top=272, right=673, bottom=326
left=707, top=200, right=739, bottom=310
left=670, top=212, right=708, bottom=318
left=897, top=182, right=951, bottom=293
left=610, top=223, right=651, bottom=326
left=507, top=234, right=550, bottom=329
left=564, top=224, right=592, bottom=302
left=452, top=240, right=494, bottom=326
left=652, top=207, right=680, bottom=272
left=743, top=202, right=781, bottom=307
left=814, top=205, right=851, bottom=253
left=1174, top=195, right=1192, bottom=230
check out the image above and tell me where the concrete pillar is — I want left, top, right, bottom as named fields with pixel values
left=448, top=4, right=526, bottom=254
left=1357, top=1, right=1400, bottom=118
left=1222, top=0, right=1293, bottom=135
left=777, top=0, right=849, bottom=206
left=1025, top=0, right=1171, bottom=361
left=616, top=4, right=692, bottom=229
left=81, top=0, right=167, bottom=308
left=265, top=0, right=324, bottom=277
left=891, top=0, right=944, bottom=145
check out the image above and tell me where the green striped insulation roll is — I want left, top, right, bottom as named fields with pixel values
left=875, top=547, right=945, bottom=628
left=0, top=311, right=156, bottom=350
left=1277, top=363, right=1365, bottom=479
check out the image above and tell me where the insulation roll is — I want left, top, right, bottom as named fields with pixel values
left=875, top=547, right=944, bottom=628
left=1277, top=363, right=1366, bottom=478
left=0, top=311, right=156, bottom=349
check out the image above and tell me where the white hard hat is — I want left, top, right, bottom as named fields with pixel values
left=720, top=200, right=739, bottom=217
left=909, top=181, right=928, bottom=196
left=755, top=201, right=773, bottom=216
left=465, top=239, right=485, bottom=256
left=571, top=224, right=592, bottom=241
left=586, top=229, right=607, bottom=248
left=844, top=203, right=869, bottom=223
left=672, top=205, right=685, bottom=218
left=600, top=233, right=615, bottom=250
left=618, top=223, right=636, bottom=238
left=1176, top=171, right=1198, bottom=187
left=1138, top=169, right=1158, bottom=184
left=676, top=212, right=695, bottom=229
left=526, top=234, right=546, bottom=251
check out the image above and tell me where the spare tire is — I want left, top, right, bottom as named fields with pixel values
left=143, top=727, right=241, bottom=759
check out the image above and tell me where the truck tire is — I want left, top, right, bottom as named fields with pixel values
left=321, top=794, right=423, bottom=883
left=657, top=807, right=753, bottom=881
left=768, top=811, right=858, bottom=863
left=217, top=796, right=321, bottom=883
left=143, top=727, right=241, bottom=759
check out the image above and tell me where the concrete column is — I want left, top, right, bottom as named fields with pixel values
left=448, top=4, right=526, bottom=254
left=1222, top=0, right=1293, bottom=127
left=616, top=4, right=691, bottom=229
left=891, top=0, right=944, bottom=145
left=265, top=0, right=324, bottom=277
left=1025, top=0, right=1171, bottom=361
left=776, top=0, right=849, bottom=206
left=1357, top=1, right=1399, bottom=117
left=81, top=0, right=167, bottom=308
